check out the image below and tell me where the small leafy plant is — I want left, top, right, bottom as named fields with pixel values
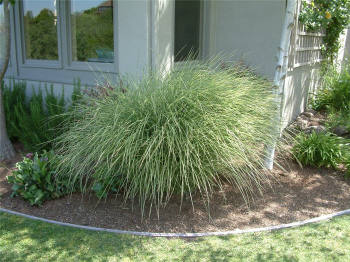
left=91, top=173, right=122, bottom=199
left=293, top=131, right=349, bottom=170
left=7, top=151, right=75, bottom=205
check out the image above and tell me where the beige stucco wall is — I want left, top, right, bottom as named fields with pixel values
left=208, top=0, right=322, bottom=125
left=208, top=0, right=285, bottom=78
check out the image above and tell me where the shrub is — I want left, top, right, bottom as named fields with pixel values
left=293, top=131, right=348, bottom=169
left=54, top=59, right=280, bottom=215
left=325, top=108, right=350, bottom=133
left=345, top=158, right=350, bottom=177
left=3, top=79, right=82, bottom=151
left=310, top=65, right=350, bottom=113
left=2, top=79, right=27, bottom=141
left=7, top=151, right=76, bottom=205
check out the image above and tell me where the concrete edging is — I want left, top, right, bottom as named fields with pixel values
left=1, top=207, right=350, bottom=238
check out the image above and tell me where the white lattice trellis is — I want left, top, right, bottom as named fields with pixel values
left=290, top=1, right=326, bottom=68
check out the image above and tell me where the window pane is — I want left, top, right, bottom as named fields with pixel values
left=174, top=0, right=201, bottom=62
left=23, top=0, right=58, bottom=60
left=0, top=6, right=5, bottom=65
left=71, top=0, right=114, bottom=63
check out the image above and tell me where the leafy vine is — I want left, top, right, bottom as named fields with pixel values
left=299, top=0, right=350, bottom=62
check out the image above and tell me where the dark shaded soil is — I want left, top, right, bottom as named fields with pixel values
left=1, top=141, right=350, bottom=233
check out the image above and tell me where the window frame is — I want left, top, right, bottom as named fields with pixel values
left=63, top=0, right=117, bottom=72
left=15, top=0, right=117, bottom=73
left=17, top=0, right=62, bottom=69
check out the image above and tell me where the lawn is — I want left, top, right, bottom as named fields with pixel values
left=1, top=211, right=349, bottom=261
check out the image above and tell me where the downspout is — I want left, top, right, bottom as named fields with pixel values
left=263, top=0, right=297, bottom=169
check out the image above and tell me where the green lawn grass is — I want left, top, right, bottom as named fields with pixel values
left=1, top=212, right=349, bottom=261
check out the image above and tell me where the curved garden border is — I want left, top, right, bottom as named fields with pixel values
left=1, top=207, right=350, bottom=238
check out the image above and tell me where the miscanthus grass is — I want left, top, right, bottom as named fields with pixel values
left=54, top=59, right=280, bottom=216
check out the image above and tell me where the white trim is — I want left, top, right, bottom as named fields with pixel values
left=298, top=32, right=326, bottom=37
left=296, top=47, right=323, bottom=52
left=294, top=59, right=323, bottom=67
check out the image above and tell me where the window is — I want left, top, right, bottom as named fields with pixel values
left=70, top=0, right=114, bottom=63
left=22, top=0, right=58, bottom=60
left=0, top=6, right=5, bottom=64
left=174, top=0, right=201, bottom=62
left=19, top=0, right=114, bottom=64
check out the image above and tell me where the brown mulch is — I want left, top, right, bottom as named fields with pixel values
left=1, top=141, right=350, bottom=233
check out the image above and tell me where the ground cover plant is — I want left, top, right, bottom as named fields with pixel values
left=1, top=211, right=350, bottom=261
left=54, top=58, right=281, bottom=216
left=6, top=151, right=77, bottom=206
left=293, top=131, right=350, bottom=172
left=296, top=62, right=350, bottom=175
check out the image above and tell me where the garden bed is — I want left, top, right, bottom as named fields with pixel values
left=1, top=141, right=350, bottom=233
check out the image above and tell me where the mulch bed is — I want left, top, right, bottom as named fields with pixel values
left=1, top=141, right=350, bottom=233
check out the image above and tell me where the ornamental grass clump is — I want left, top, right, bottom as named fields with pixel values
left=54, top=59, right=279, bottom=215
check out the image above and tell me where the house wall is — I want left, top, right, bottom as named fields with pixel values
left=208, top=0, right=286, bottom=78
left=3, top=0, right=324, bottom=126
left=209, top=0, right=322, bottom=125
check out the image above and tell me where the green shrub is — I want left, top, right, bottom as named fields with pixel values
left=2, top=79, right=27, bottom=141
left=311, top=65, right=350, bottom=113
left=325, top=108, right=350, bottom=133
left=293, top=131, right=348, bottom=169
left=3, top=79, right=82, bottom=151
left=7, top=151, right=75, bottom=205
left=345, top=159, right=350, bottom=177
left=14, top=85, right=64, bottom=151
left=54, top=59, right=280, bottom=215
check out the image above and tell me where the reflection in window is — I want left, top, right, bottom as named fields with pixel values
left=71, top=0, right=114, bottom=63
left=0, top=6, right=5, bottom=64
left=174, top=0, right=201, bottom=62
left=23, top=0, right=58, bottom=60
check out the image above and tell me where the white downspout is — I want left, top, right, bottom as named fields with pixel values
left=264, top=0, right=297, bottom=169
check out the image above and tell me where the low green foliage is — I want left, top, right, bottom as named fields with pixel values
left=2, top=79, right=27, bottom=141
left=3, top=79, right=82, bottom=151
left=91, top=173, right=121, bottom=199
left=293, top=131, right=350, bottom=171
left=324, top=67, right=350, bottom=113
left=310, top=65, right=350, bottom=113
left=1, top=212, right=350, bottom=261
left=14, top=85, right=66, bottom=151
left=54, top=58, right=280, bottom=216
left=6, top=151, right=75, bottom=205
left=325, top=109, right=350, bottom=133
